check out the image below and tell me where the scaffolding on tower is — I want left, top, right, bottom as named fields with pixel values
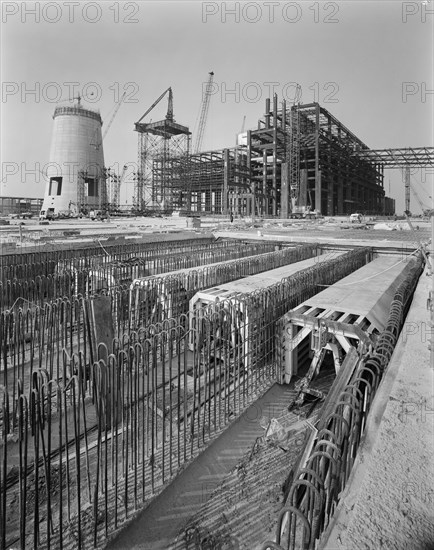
left=77, top=170, right=86, bottom=210
left=134, top=88, right=191, bottom=213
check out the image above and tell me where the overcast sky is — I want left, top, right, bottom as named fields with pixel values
left=1, top=0, right=433, bottom=212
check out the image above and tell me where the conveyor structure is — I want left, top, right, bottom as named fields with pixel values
left=262, top=252, right=424, bottom=550
left=188, top=252, right=345, bottom=367
left=189, top=252, right=343, bottom=308
left=53, top=240, right=277, bottom=299
left=277, top=255, right=417, bottom=407
left=128, top=244, right=317, bottom=328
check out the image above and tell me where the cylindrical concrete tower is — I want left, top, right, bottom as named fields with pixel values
left=41, top=98, right=105, bottom=217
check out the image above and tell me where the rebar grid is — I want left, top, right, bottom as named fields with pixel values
left=262, top=252, right=424, bottom=550
left=0, top=248, right=371, bottom=550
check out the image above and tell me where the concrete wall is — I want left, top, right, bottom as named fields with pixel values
left=41, top=102, right=105, bottom=215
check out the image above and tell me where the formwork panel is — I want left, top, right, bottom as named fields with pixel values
left=278, top=254, right=420, bottom=392
left=294, top=255, right=412, bottom=333
left=191, top=252, right=344, bottom=304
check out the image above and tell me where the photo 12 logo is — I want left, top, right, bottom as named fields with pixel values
left=202, top=2, right=340, bottom=23
left=2, top=2, right=140, bottom=24
left=402, top=321, right=433, bottom=345
left=204, top=80, right=339, bottom=104
left=399, top=397, right=434, bottom=424
left=1, top=81, right=139, bottom=104
left=402, top=1, right=433, bottom=22
left=401, top=166, right=434, bottom=184
left=1, top=161, right=139, bottom=186
left=402, top=82, right=434, bottom=103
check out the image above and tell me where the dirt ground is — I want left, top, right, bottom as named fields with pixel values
left=322, top=266, right=434, bottom=550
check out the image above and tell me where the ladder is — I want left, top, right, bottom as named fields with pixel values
left=289, top=105, right=301, bottom=211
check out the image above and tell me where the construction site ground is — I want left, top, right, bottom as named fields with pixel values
left=98, top=222, right=434, bottom=550
left=1, top=215, right=431, bottom=251
left=2, top=215, right=433, bottom=549
left=106, top=369, right=336, bottom=550
left=320, top=263, right=434, bottom=550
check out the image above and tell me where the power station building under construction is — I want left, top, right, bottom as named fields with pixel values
left=41, top=92, right=394, bottom=218
left=135, top=93, right=395, bottom=217
left=3, top=86, right=434, bottom=550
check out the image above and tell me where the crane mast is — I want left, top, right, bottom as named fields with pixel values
left=406, top=168, right=431, bottom=216
left=110, top=164, right=128, bottom=209
left=194, top=71, right=214, bottom=153
left=289, top=104, right=301, bottom=211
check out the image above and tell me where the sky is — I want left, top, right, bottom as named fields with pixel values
left=1, top=0, right=433, bottom=213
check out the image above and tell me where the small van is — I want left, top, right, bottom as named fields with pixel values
left=39, top=208, right=56, bottom=220
left=89, top=210, right=107, bottom=221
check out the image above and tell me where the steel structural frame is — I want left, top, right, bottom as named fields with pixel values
left=187, top=148, right=250, bottom=215
left=247, top=99, right=387, bottom=217
left=134, top=99, right=433, bottom=218
left=353, top=147, right=434, bottom=167
left=135, top=119, right=191, bottom=212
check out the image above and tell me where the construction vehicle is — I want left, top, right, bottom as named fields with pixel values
left=288, top=206, right=321, bottom=220
left=39, top=208, right=57, bottom=220
left=89, top=209, right=108, bottom=221
left=350, top=213, right=363, bottom=223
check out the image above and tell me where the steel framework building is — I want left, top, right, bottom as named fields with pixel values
left=183, top=97, right=389, bottom=217
left=0, top=196, right=43, bottom=217
left=188, top=148, right=250, bottom=214
left=246, top=97, right=386, bottom=217
left=135, top=93, right=433, bottom=217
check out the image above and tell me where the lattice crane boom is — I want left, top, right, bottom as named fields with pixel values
left=136, top=87, right=173, bottom=124
left=93, top=92, right=127, bottom=150
left=103, top=92, right=126, bottom=140
left=194, top=71, right=214, bottom=153
left=408, top=174, right=431, bottom=216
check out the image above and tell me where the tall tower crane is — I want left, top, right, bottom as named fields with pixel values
left=401, top=165, right=430, bottom=217
left=194, top=71, right=214, bottom=153
left=407, top=171, right=431, bottom=217
left=240, top=115, right=246, bottom=133
left=134, top=87, right=175, bottom=210
left=93, top=91, right=127, bottom=150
